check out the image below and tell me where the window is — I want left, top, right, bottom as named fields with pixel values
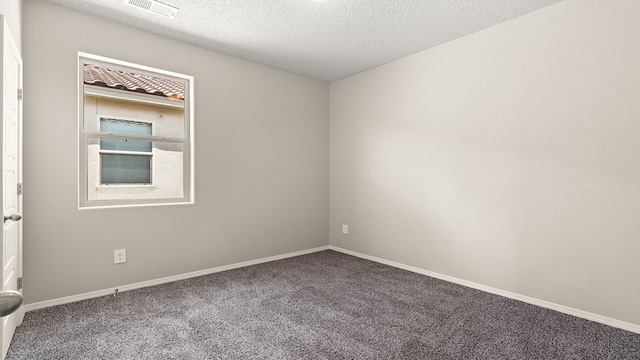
left=79, top=53, right=194, bottom=208
left=99, top=118, right=153, bottom=184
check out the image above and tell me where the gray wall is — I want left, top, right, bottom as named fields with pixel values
left=21, top=0, right=640, bottom=328
left=23, top=0, right=329, bottom=304
left=330, top=0, right=640, bottom=326
left=0, top=0, right=21, bottom=52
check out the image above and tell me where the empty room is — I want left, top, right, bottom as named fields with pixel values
left=0, top=0, right=639, bottom=358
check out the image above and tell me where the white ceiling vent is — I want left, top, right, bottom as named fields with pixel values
left=123, top=0, right=178, bottom=19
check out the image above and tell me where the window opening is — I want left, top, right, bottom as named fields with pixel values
left=79, top=53, right=194, bottom=208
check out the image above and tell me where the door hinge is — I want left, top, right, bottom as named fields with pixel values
left=18, top=88, right=23, bottom=101
left=17, top=277, right=22, bottom=290
left=17, top=183, right=23, bottom=196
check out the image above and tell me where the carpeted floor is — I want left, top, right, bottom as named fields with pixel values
left=6, top=250, right=640, bottom=359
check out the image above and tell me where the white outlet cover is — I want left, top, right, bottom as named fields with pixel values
left=114, top=249, right=127, bottom=264
left=342, top=224, right=349, bottom=235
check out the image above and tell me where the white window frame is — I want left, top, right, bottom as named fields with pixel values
left=78, top=52, right=194, bottom=209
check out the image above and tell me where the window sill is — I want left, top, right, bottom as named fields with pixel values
left=79, top=199, right=194, bottom=210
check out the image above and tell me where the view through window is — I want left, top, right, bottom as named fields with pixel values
left=79, top=53, right=194, bottom=208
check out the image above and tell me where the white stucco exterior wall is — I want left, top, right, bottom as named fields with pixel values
left=84, top=94, right=185, bottom=201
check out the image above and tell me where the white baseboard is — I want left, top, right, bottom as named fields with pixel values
left=24, top=245, right=330, bottom=312
left=329, top=245, right=640, bottom=335
left=25, top=244, right=640, bottom=335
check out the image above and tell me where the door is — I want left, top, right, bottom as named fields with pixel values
left=1, top=17, right=23, bottom=359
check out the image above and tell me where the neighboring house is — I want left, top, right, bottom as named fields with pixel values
left=83, top=64, right=186, bottom=202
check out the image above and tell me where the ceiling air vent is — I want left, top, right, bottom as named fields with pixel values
left=123, top=0, right=179, bottom=19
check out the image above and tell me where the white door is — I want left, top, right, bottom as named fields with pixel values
left=1, top=18, right=23, bottom=359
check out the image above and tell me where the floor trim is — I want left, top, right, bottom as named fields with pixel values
left=25, top=244, right=640, bottom=335
left=24, top=246, right=330, bottom=312
left=329, top=245, right=640, bottom=335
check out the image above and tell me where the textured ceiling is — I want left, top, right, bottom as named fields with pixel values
left=41, top=0, right=563, bottom=81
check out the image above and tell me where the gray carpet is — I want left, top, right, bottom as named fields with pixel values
left=6, top=250, right=640, bottom=359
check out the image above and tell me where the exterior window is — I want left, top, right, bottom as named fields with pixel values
left=99, top=119, right=152, bottom=184
left=79, top=53, right=194, bottom=208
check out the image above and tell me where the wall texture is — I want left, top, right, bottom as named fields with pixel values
left=23, top=0, right=329, bottom=304
left=330, top=0, right=640, bottom=325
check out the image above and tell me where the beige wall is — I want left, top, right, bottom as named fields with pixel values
left=22, top=0, right=640, bottom=328
left=23, top=0, right=329, bottom=304
left=0, top=0, right=21, bottom=52
left=330, top=0, right=640, bottom=326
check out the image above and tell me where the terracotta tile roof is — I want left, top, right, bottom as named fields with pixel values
left=83, top=64, right=185, bottom=100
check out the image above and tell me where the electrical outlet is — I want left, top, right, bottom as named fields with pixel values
left=114, top=249, right=127, bottom=264
left=342, top=224, right=349, bottom=235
